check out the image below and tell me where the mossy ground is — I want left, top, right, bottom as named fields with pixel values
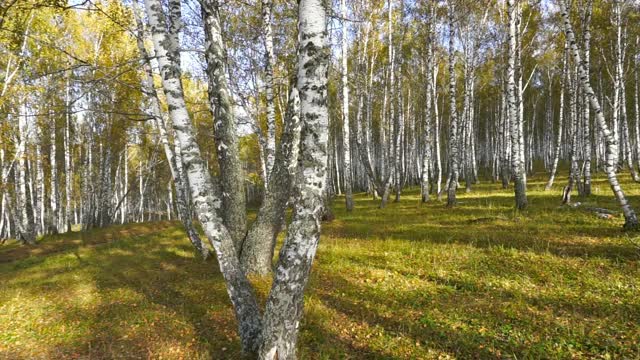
left=1, top=173, right=639, bottom=359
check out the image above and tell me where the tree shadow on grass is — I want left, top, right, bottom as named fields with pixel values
left=0, top=221, right=176, bottom=264
left=6, top=228, right=240, bottom=359
left=328, top=193, right=640, bottom=261
left=307, top=267, right=640, bottom=359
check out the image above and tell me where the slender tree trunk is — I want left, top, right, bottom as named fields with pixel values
left=563, top=65, right=580, bottom=204
left=36, top=138, right=44, bottom=234
left=560, top=0, right=639, bottom=230
left=64, top=76, right=72, bottom=232
left=508, top=0, right=527, bottom=210
left=17, top=105, right=36, bottom=244
left=341, top=0, right=353, bottom=211
left=49, top=113, right=58, bottom=233
left=434, top=66, right=442, bottom=198
left=421, top=2, right=434, bottom=203
left=201, top=0, right=248, bottom=248
left=122, top=144, right=128, bottom=224
left=144, top=0, right=262, bottom=352
left=546, top=42, right=568, bottom=191
left=262, top=0, right=276, bottom=184
left=612, top=0, right=623, bottom=168
left=258, top=1, right=330, bottom=356
left=388, top=0, right=402, bottom=204
left=132, top=8, right=209, bottom=258
left=581, top=0, right=593, bottom=195
left=635, top=37, right=640, bottom=171
left=446, top=3, right=459, bottom=207
left=500, top=82, right=510, bottom=189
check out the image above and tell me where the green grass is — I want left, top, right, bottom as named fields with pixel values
left=1, top=173, right=640, bottom=359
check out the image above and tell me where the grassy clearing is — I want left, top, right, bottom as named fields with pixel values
left=1, top=173, right=639, bottom=359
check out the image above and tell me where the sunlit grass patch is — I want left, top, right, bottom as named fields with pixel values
left=1, top=173, right=640, bottom=358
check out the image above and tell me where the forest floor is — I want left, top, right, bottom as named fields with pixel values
left=1, top=172, right=640, bottom=359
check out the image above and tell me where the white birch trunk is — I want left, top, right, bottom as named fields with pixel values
left=143, top=0, right=262, bottom=352
left=17, top=106, right=36, bottom=244
left=259, top=0, right=330, bottom=357
left=508, top=0, right=527, bottom=210
left=64, top=76, right=72, bottom=232
left=341, top=0, right=353, bottom=211
left=546, top=42, right=568, bottom=191
left=560, top=0, right=639, bottom=229
left=262, top=0, right=277, bottom=184
left=446, top=2, right=459, bottom=207
left=201, top=0, right=248, bottom=248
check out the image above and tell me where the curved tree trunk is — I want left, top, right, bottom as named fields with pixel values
left=560, top=0, right=639, bottom=230
left=133, top=7, right=209, bottom=259
left=143, top=0, right=262, bottom=352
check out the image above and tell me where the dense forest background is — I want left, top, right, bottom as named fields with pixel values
left=2, top=0, right=640, bottom=358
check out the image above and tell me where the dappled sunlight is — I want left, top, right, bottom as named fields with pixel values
left=1, top=174, right=640, bottom=358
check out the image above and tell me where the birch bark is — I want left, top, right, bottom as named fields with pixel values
left=446, top=2, right=459, bottom=207
left=507, top=0, right=527, bottom=210
left=132, top=7, right=209, bottom=258
left=240, top=79, right=301, bottom=275
left=341, top=0, right=353, bottom=211
left=143, top=0, right=262, bottom=351
left=421, top=1, right=435, bottom=203
left=546, top=42, right=568, bottom=191
left=17, top=106, right=36, bottom=244
left=201, top=0, right=248, bottom=248
left=560, top=0, right=639, bottom=229
left=258, top=0, right=330, bottom=356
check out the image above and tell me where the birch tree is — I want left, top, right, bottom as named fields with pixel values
left=507, top=0, right=527, bottom=210
left=201, top=0, right=248, bottom=248
left=545, top=40, right=568, bottom=191
left=446, top=1, right=460, bottom=207
left=560, top=0, right=639, bottom=230
left=144, top=0, right=330, bottom=356
left=341, top=0, right=354, bottom=211
left=262, top=0, right=276, bottom=184
left=421, top=0, right=435, bottom=203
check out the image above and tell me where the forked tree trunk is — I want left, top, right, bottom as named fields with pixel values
left=240, top=80, right=301, bottom=275
left=144, top=0, right=262, bottom=352
left=258, top=0, right=330, bottom=356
